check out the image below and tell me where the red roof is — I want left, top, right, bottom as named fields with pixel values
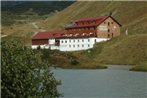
left=62, top=29, right=96, bottom=38
left=32, top=29, right=96, bottom=40
left=32, top=31, right=64, bottom=40
left=65, top=16, right=109, bottom=29
left=75, top=16, right=108, bottom=22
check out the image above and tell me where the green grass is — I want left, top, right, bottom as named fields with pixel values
left=93, top=34, right=147, bottom=65
left=58, top=63, right=107, bottom=69
left=40, top=1, right=147, bottom=35
left=130, top=62, right=147, bottom=72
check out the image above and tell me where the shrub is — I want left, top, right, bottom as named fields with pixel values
left=1, top=40, right=61, bottom=98
left=70, top=58, right=79, bottom=65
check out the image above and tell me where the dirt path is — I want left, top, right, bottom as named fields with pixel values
left=1, top=34, right=8, bottom=38
left=31, top=22, right=39, bottom=29
left=31, top=22, right=46, bottom=36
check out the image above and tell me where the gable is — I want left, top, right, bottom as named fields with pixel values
left=99, top=16, right=122, bottom=27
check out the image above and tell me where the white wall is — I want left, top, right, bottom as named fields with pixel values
left=31, top=37, right=109, bottom=51
left=32, top=45, right=50, bottom=49
left=49, top=39, right=55, bottom=45
left=59, top=37, right=109, bottom=51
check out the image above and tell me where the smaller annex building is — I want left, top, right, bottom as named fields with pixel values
left=32, top=16, right=121, bottom=51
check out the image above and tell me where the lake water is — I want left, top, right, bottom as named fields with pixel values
left=52, top=65, right=147, bottom=98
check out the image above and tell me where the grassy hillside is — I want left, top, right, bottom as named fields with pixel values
left=1, top=1, right=74, bottom=26
left=2, top=1, right=74, bottom=15
left=91, top=34, right=147, bottom=65
left=1, top=1, right=74, bottom=38
left=40, top=1, right=147, bottom=35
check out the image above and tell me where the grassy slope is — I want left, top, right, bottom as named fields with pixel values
left=130, top=62, right=147, bottom=72
left=93, top=34, right=147, bottom=65
left=40, top=1, right=147, bottom=35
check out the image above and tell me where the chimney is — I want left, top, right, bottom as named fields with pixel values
left=109, top=12, right=112, bottom=16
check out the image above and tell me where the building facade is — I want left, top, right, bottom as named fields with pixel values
left=32, top=16, right=121, bottom=51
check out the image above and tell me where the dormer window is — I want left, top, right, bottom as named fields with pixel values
left=82, top=22, right=84, bottom=25
left=93, top=20, right=96, bottom=24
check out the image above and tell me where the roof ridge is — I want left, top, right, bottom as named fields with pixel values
left=74, top=16, right=108, bottom=22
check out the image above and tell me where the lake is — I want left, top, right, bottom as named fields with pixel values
left=52, top=65, right=147, bottom=98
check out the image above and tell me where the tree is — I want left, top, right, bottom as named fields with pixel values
left=1, top=39, right=61, bottom=98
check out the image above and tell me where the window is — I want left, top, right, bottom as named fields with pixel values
left=82, top=39, right=84, bottom=42
left=104, top=22, right=106, bottom=24
left=88, top=44, right=90, bottom=47
left=82, top=45, right=84, bottom=47
left=73, top=45, right=75, bottom=47
left=69, top=40, right=71, bottom=42
left=88, top=39, right=90, bottom=42
left=61, top=40, right=64, bottom=43
left=108, top=29, right=110, bottom=33
left=94, top=20, right=96, bottom=24
left=112, top=33, right=113, bottom=38
left=78, top=45, right=79, bottom=47
left=69, top=45, right=71, bottom=47
left=73, top=40, right=75, bottom=42
left=111, top=22, right=113, bottom=24
left=108, top=34, right=110, bottom=38
left=108, top=22, right=110, bottom=26
left=91, top=27, right=95, bottom=30
left=78, top=40, right=79, bottom=42
left=65, top=40, right=67, bottom=43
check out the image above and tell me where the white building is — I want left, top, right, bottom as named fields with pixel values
left=32, top=16, right=121, bottom=51
left=32, top=32, right=109, bottom=51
